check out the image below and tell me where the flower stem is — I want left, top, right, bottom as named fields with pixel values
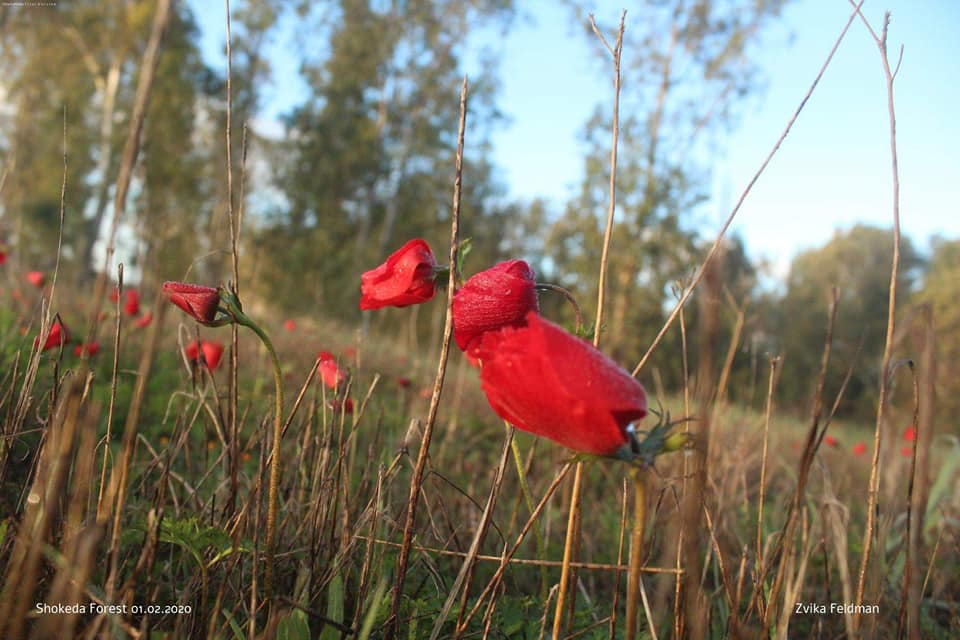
left=233, top=313, right=284, bottom=602
left=535, top=283, right=583, bottom=335
left=625, top=468, right=648, bottom=638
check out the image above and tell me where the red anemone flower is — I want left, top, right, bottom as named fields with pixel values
left=185, top=340, right=224, bottom=370
left=476, top=312, right=647, bottom=457
left=135, top=311, right=153, bottom=329
left=163, top=281, right=220, bottom=325
left=36, top=319, right=69, bottom=351
left=124, top=289, right=140, bottom=316
left=75, top=341, right=100, bottom=357
left=317, top=351, right=345, bottom=389
left=852, top=441, right=867, bottom=457
left=453, top=260, right=539, bottom=361
left=27, top=271, right=46, bottom=288
left=360, top=238, right=438, bottom=310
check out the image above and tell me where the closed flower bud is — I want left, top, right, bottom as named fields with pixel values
left=476, top=313, right=647, bottom=456
left=360, top=239, right=438, bottom=310
left=163, top=281, right=220, bottom=325
left=453, top=260, right=539, bottom=360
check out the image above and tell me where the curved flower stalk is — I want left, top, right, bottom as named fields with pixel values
left=163, top=281, right=284, bottom=597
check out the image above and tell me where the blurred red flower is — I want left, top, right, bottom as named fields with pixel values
left=0, top=250, right=7, bottom=265
left=397, top=377, right=412, bottom=388
left=360, top=238, right=437, bottom=310
left=124, top=289, right=140, bottom=316
left=185, top=340, right=224, bottom=369
left=852, top=441, right=867, bottom=457
left=36, top=319, right=69, bottom=351
left=283, top=319, right=296, bottom=331
left=903, top=425, right=916, bottom=442
left=453, top=260, right=539, bottom=361
left=110, top=287, right=120, bottom=303
left=135, top=311, right=153, bottom=329
left=476, top=312, right=647, bottom=456
left=163, top=281, right=220, bottom=325
left=900, top=445, right=913, bottom=458
left=329, top=397, right=354, bottom=414
left=824, top=435, right=839, bottom=448
left=27, top=271, right=46, bottom=288
left=317, top=351, right=345, bottom=389
left=75, top=341, right=100, bottom=357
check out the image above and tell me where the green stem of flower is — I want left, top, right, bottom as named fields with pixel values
left=220, top=291, right=284, bottom=602
left=625, top=467, right=648, bottom=639
left=535, top=283, right=584, bottom=335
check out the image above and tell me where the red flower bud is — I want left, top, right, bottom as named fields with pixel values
left=36, top=319, right=69, bottom=351
left=124, top=289, right=140, bottom=316
left=476, top=313, right=647, bottom=457
left=27, top=271, right=46, bottom=288
left=453, top=260, right=539, bottom=360
left=135, top=311, right=153, bottom=329
left=185, top=340, right=224, bottom=370
left=360, top=239, right=438, bottom=310
left=852, top=441, right=867, bottom=457
left=75, top=341, right=100, bottom=357
left=163, top=281, right=220, bottom=325
left=317, top=351, right=345, bottom=389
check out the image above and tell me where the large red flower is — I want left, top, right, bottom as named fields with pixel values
left=185, top=340, right=224, bottom=370
left=163, top=281, right=220, bottom=325
left=36, top=319, right=70, bottom=352
left=476, top=313, right=647, bottom=456
left=317, top=351, right=345, bottom=389
left=360, top=239, right=437, bottom=310
left=453, top=260, right=539, bottom=359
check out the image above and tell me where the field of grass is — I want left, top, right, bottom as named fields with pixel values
left=1, top=287, right=957, bottom=639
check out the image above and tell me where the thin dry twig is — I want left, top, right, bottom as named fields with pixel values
left=386, top=77, right=468, bottom=639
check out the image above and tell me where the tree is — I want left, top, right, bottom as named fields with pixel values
left=772, top=225, right=922, bottom=417
left=547, top=0, right=790, bottom=366
left=916, top=237, right=960, bottom=420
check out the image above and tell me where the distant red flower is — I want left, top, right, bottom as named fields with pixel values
left=853, top=441, right=867, bottom=457
left=342, top=346, right=357, bottom=360
left=397, top=377, right=412, bottom=388
left=75, top=341, right=100, bottom=357
left=900, top=445, right=913, bottom=458
left=329, top=397, right=354, bottom=414
left=185, top=340, right=224, bottom=370
left=453, top=260, right=539, bottom=361
left=35, top=319, right=69, bottom=351
left=476, top=313, right=647, bottom=457
left=124, top=289, right=140, bottom=316
left=163, top=281, right=220, bottom=325
left=360, top=238, right=438, bottom=310
left=824, top=435, right=839, bottom=448
left=903, top=425, right=916, bottom=442
left=317, top=351, right=344, bottom=389
left=419, top=386, right=433, bottom=399
left=110, top=287, right=120, bottom=303
left=27, top=271, right=46, bottom=288
left=135, top=311, right=153, bottom=329
left=283, top=319, right=296, bottom=331
left=0, top=250, right=7, bottom=265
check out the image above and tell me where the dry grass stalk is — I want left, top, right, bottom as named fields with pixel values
left=386, top=76, right=467, bottom=638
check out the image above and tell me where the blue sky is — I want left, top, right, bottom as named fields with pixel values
left=190, top=1, right=959, bottom=280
